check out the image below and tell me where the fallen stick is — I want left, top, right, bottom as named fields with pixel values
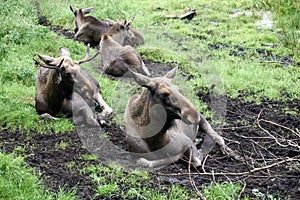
left=154, top=157, right=298, bottom=177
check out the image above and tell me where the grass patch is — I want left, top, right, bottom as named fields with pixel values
left=202, top=182, right=243, bottom=200
left=86, top=163, right=194, bottom=199
left=253, top=0, right=300, bottom=55
left=0, top=152, right=77, bottom=200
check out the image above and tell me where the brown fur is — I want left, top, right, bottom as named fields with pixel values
left=70, top=6, right=144, bottom=48
left=35, top=47, right=112, bottom=126
left=124, top=68, right=230, bottom=168
left=99, top=31, right=150, bottom=77
left=70, top=6, right=110, bottom=48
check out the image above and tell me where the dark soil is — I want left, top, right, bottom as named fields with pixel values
left=2, top=6, right=297, bottom=199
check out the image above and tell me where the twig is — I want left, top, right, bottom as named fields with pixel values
left=201, top=155, right=209, bottom=173
left=188, top=148, right=206, bottom=200
left=259, top=119, right=300, bottom=138
left=167, top=153, right=182, bottom=172
left=238, top=181, right=247, bottom=199
left=234, top=132, right=272, bottom=140
left=258, top=148, right=271, bottom=176
left=250, top=139, right=278, bottom=158
left=256, top=109, right=289, bottom=147
left=212, top=169, right=230, bottom=199
left=239, top=142, right=252, bottom=172
left=215, top=125, right=252, bottom=130
left=154, top=157, right=298, bottom=177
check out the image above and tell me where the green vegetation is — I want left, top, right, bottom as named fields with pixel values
left=1, top=0, right=299, bottom=131
left=0, top=0, right=298, bottom=199
left=202, top=182, right=243, bottom=200
left=87, top=163, right=192, bottom=199
left=0, top=152, right=76, bottom=200
left=253, top=0, right=300, bottom=54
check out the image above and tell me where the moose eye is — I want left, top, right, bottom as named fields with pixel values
left=60, top=66, right=66, bottom=72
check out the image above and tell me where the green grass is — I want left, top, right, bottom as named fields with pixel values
left=0, top=152, right=77, bottom=200
left=1, top=0, right=299, bottom=132
left=86, top=163, right=193, bottom=199
left=202, top=182, right=243, bottom=200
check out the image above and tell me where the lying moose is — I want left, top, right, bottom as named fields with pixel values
left=70, top=5, right=144, bottom=48
left=99, top=20, right=150, bottom=77
left=34, top=47, right=112, bottom=126
left=125, top=68, right=232, bottom=168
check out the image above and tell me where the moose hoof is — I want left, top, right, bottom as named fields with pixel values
left=99, top=119, right=107, bottom=126
left=136, top=158, right=152, bottom=168
left=220, top=145, right=242, bottom=161
left=194, top=138, right=202, bottom=145
left=40, top=113, right=57, bottom=120
left=192, top=157, right=202, bottom=167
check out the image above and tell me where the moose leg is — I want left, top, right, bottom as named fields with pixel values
left=74, top=28, right=86, bottom=41
left=184, top=144, right=202, bottom=167
left=136, top=154, right=182, bottom=169
left=64, top=93, right=99, bottom=127
left=105, top=59, right=129, bottom=77
left=94, top=92, right=113, bottom=120
left=35, top=96, right=58, bottom=120
left=198, top=114, right=229, bottom=156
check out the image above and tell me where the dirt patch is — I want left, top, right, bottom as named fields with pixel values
left=1, top=93, right=299, bottom=199
left=207, top=42, right=300, bottom=67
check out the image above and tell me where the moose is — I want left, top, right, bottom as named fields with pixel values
left=34, top=46, right=113, bottom=127
left=103, top=17, right=145, bottom=47
left=70, top=5, right=144, bottom=48
left=124, top=68, right=232, bottom=168
left=99, top=21, right=150, bottom=77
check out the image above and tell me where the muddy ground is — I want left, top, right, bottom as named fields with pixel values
left=1, top=11, right=300, bottom=200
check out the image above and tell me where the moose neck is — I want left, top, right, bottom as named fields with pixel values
left=43, top=69, right=70, bottom=110
left=106, top=28, right=125, bottom=44
left=76, top=11, right=85, bottom=28
left=100, top=35, right=122, bottom=51
left=129, top=88, right=175, bottom=148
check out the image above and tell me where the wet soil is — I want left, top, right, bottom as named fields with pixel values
left=2, top=6, right=298, bottom=199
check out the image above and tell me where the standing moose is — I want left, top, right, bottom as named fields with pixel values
left=34, top=47, right=112, bottom=127
left=125, top=68, right=232, bottom=168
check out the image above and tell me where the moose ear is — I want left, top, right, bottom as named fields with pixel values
left=126, top=16, right=135, bottom=27
left=70, top=5, right=76, bottom=13
left=129, top=70, right=152, bottom=87
left=165, top=66, right=178, bottom=80
left=59, top=47, right=71, bottom=57
left=82, top=7, right=94, bottom=14
left=37, top=54, right=57, bottom=66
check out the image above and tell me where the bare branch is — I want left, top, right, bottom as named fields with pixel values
left=188, top=148, right=206, bottom=200
left=154, top=157, right=298, bottom=177
left=260, top=119, right=300, bottom=138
